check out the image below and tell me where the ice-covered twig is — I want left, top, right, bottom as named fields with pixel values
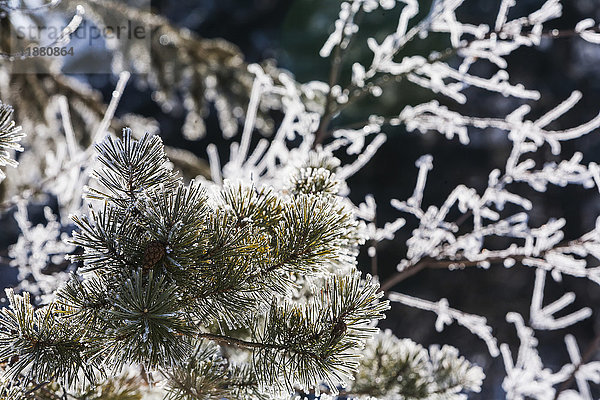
left=501, top=312, right=573, bottom=400
left=575, top=19, right=600, bottom=44
left=57, top=96, right=77, bottom=161
left=9, top=203, right=75, bottom=302
left=530, top=269, right=592, bottom=330
left=380, top=89, right=600, bottom=293
left=388, top=291, right=499, bottom=357
left=555, top=334, right=600, bottom=400
left=91, top=71, right=130, bottom=146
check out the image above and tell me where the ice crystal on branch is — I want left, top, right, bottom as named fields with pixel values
left=8, top=204, right=75, bottom=302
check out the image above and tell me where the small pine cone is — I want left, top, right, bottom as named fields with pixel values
left=142, top=240, right=166, bottom=270
left=331, top=319, right=347, bottom=338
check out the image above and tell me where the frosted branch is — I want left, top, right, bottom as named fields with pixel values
left=388, top=291, right=499, bottom=357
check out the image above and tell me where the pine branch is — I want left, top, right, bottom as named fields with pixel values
left=164, top=341, right=268, bottom=400
left=0, top=290, right=97, bottom=387
left=87, top=129, right=179, bottom=205
left=2, top=131, right=389, bottom=397
left=55, top=274, right=112, bottom=328
left=254, top=273, right=388, bottom=394
left=99, top=270, right=195, bottom=371
left=69, top=202, right=142, bottom=274
left=350, top=330, right=484, bottom=399
left=139, top=180, right=208, bottom=273
left=219, top=184, right=282, bottom=231
left=267, top=194, right=361, bottom=274
left=196, top=333, right=286, bottom=351
left=0, top=101, right=24, bottom=181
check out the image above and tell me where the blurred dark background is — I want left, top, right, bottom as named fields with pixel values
left=2, top=0, right=600, bottom=398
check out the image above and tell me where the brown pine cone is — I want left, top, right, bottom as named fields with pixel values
left=331, top=319, right=347, bottom=338
left=142, top=240, right=166, bottom=270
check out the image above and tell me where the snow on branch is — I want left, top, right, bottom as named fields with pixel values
left=9, top=203, right=75, bottom=302
left=383, top=89, right=600, bottom=288
left=501, top=312, right=572, bottom=400
left=530, top=269, right=592, bottom=330
left=343, top=0, right=563, bottom=108
left=388, top=291, right=499, bottom=357
left=0, top=102, right=24, bottom=181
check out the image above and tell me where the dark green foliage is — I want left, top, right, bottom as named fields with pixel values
left=165, top=341, right=268, bottom=400
left=57, top=269, right=197, bottom=373
left=254, top=273, right=388, bottom=392
left=350, top=330, right=484, bottom=399
left=56, top=274, right=111, bottom=328
left=0, top=130, right=388, bottom=398
left=270, top=194, right=361, bottom=272
left=100, top=270, right=195, bottom=370
left=0, top=290, right=97, bottom=387
left=140, top=181, right=208, bottom=273
left=87, top=129, right=179, bottom=205
left=219, top=184, right=283, bottom=232
left=70, top=202, right=144, bottom=273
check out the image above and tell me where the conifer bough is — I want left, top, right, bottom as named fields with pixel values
left=0, top=102, right=24, bottom=182
left=0, top=129, right=393, bottom=398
